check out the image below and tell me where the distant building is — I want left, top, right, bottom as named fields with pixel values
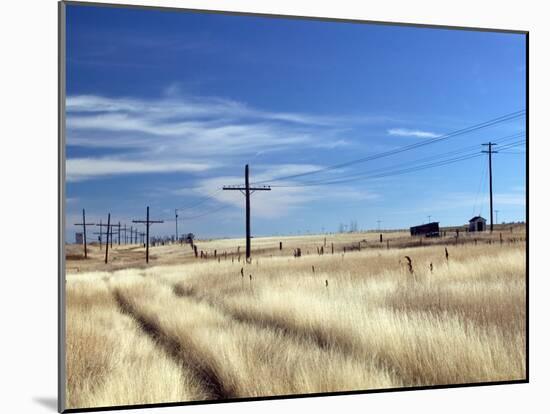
left=469, top=216, right=487, bottom=232
left=410, top=222, right=440, bottom=237
left=75, top=232, right=83, bottom=244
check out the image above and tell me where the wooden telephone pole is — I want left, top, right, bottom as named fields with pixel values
left=482, top=142, right=498, bottom=232
left=108, top=223, right=120, bottom=248
left=105, top=214, right=111, bottom=263
left=223, top=164, right=271, bottom=260
left=74, top=209, right=95, bottom=258
left=96, top=216, right=112, bottom=263
left=132, top=206, right=164, bottom=263
left=93, top=220, right=104, bottom=250
left=108, top=223, right=120, bottom=249
left=175, top=209, right=179, bottom=243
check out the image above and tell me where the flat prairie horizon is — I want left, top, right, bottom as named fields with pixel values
left=64, top=226, right=527, bottom=410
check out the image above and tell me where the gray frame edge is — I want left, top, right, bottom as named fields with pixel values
left=58, top=1, right=67, bottom=412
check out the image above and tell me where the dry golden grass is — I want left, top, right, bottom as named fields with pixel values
left=65, top=229, right=526, bottom=409
left=65, top=274, right=208, bottom=409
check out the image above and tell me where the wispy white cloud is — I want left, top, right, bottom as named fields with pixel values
left=387, top=128, right=439, bottom=138
left=65, top=95, right=345, bottom=157
left=66, top=158, right=213, bottom=182
left=66, top=94, right=371, bottom=127
left=65, top=91, right=404, bottom=184
left=66, top=93, right=394, bottom=181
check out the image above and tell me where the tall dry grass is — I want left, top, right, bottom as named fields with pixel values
left=65, top=236, right=526, bottom=409
left=65, top=274, right=207, bottom=409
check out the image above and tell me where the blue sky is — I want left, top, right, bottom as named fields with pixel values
left=65, top=4, right=526, bottom=240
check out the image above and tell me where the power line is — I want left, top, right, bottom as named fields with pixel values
left=497, top=140, right=526, bottom=151
left=175, top=189, right=223, bottom=213
left=249, top=110, right=525, bottom=185
left=283, top=152, right=485, bottom=187
left=179, top=204, right=231, bottom=220
left=288, top=132, right=524, bottom=186
left=268, top=135, right=525, bottom=188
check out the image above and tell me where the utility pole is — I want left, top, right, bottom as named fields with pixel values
left=482, top=142, right=498, bottom=232
left=109, top=224, right=120, bottom=249
left=94, top=220, right=104, bottom=250
left=98, top=219, right=102, bottom=250
left=109, top=223, right=120, bottom=248
left=95, top=218, right=111, bottom=259
left=377, top=220, right=382, bottom=231
left=129, top=226, right=133, bottom=244
left=175, top=209, right=179, bottom=242
left=428, top=215, right=432, bottom=223
left=495, top=210, right=500, bottom=225
left=104, top=213, right=111, bottom=264
left=74, top=209, right=95, bottom=258
left=132, top=206, right=164, bottom=263
left=223, top=164, right=271, bottom=260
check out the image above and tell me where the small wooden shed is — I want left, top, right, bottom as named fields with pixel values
left=469, top=216, right=487, bottom=232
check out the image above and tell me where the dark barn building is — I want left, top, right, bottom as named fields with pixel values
left=410, top=222, right=440, bottom=237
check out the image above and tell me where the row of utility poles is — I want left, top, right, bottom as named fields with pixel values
left=74, top=210, right=140, bottom=258
left=74, top=207, right=163, bottom=263
left=74, top=165, right=270, bottom=264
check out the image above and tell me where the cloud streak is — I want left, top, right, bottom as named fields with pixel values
left=66, top=158, right=213, bottom=182
left=66, top=93, right=387, bottom=181
left=387, top=128, right=439, bottom=138
left=66, top=94, right=368, bottom=127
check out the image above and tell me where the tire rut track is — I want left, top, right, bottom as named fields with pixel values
left=172, top=284, right=409, bottom=385
left=113, top=289, right=235, bottom=400
left=177, top=285, right=340, bottom=353
left=174, top=284, right=340, bottom=352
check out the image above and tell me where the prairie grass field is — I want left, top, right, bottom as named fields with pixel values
left=65, top=226, right=526, bottom=409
